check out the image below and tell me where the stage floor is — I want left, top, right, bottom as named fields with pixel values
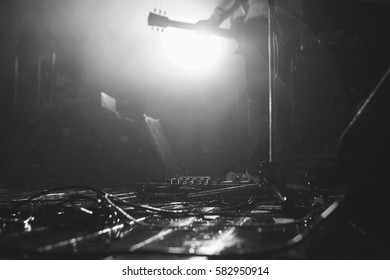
left=0, top=179, right=382, bottom=259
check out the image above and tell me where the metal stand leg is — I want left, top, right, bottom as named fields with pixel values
left=259, top=161, right=286, bottom=203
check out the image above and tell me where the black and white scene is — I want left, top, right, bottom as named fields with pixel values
left=1, top=0, right=390, bottom=260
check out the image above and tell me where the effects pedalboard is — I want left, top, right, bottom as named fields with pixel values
left=135, top=176, right=263, bottom=202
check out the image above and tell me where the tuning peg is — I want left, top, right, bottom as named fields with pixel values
left=164, top=11, right=166, bottom=15
left=154, top=8, right=156, bottom=13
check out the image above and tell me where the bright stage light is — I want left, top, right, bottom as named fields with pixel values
left=161, top=29, right=226, bottom=73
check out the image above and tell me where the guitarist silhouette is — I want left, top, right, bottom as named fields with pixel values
left=198, top=0, right=303, bottom=179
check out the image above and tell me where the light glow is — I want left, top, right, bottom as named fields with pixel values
left=161, top=29, right=226, bottom=73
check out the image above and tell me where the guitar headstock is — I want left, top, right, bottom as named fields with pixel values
left=148, top=12, right=170, bottom=30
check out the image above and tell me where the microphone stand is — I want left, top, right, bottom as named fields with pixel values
left=268, top=0, right=276, bottom=163
left=259, top=0, right=287, bottom=203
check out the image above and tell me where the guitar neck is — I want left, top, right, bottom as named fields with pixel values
left=167, top=19, right=199, bottom=32
left=166, top=19, right=236, bottom=40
